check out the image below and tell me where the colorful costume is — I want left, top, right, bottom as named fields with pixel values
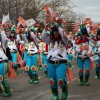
left=92, top=30, right=100, bottom=79
left=66, top=39, right=73, bottom=69
left=42, top=25, right=68, bottom=100
left=8, top=31, right=18, bottom=75
left=24, top=42, right=29, bottom=64
left=42, top=42, right=49, bottom=77
left=25, top=29, right=39, bottom=84
left=76, top=27, right=92, bottom=86
left=0, top=30, right=12, bottom=97
left=20, top=29, right=29, bottom=65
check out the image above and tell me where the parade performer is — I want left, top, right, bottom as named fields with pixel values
left=42, top=23, right=68, bottom=100
left=17, top=28, right=27, bottom=57
left=37, top=32, right=43, bottom=70
left=42, top=42, right=49, bottom=77
left=89, top=33, right=96, bottom=54
left=66, top=39, right=73, bottom=69
left=36, top=32, right=45, bottom=70
left=92, top=30, right=100, bottom=79
left=73, top=31, right=82, bottom=60
left=76, top=26, right=92, bottom=86
left=16, top=28, right=28, bottom=68
left=25, top=26, right=40, bottom=84
left=23, top=28, right=29, bottom=65
left=18, top=40, right=25, bottom=68
left=7, top=30, right=19, bottom=75
left=38, top=31, right=49, bottom=77
left=23, top=41, right=29, bottom=66
left=0, top=27, right=12, bottom=97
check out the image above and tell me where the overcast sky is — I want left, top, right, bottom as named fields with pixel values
left=72, top=0, right=100, bottom=22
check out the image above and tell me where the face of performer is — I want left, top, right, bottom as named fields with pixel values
left=77, top=35, right=81, bottom=39
left=74, top=36, right=77, bottom=40
left=11, top=33, right=14, bottom=37
left=82, top=34, right=87, bottom=39
left=68, top=42, right=71, bottom=46
left=98, top=34, right=100, bottom=38
left=53, top=31, right=60, bottom=38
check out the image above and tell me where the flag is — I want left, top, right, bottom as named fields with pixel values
left=90, top=60, right=94, bottom=69
left=18, top=16, right=26, bottom=27
left=44, top=7, right=52, bottom=16
left=92, top=24, right=98, bottom=30
left=16, top=27, right=20, bottom=34
left=25, top=18, right=36, bottom=27
left=84, top=18, right=92, bottom=25
left=2, top=13, right=9, bottom=25
left=8, top=61, right=17, bottom=79
left=85, top=18, right=91, bottom=21
left=52, top=11, right=57, bottom=18
left=66, top=67, right=75, bottom=82
left=17, top=22, right=21, bottom=28
left=17, top=51, right=25, bottom=69
left=19, top=43, right=25, bottom=53
left=44, top=7, right=57, bottom=18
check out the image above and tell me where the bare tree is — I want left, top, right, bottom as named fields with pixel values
left=0, top=0, right=74, bottom=24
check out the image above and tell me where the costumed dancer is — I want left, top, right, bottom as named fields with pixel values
left=37, top=32, right=43, bottom=70
left=0, top=26, right=12, bottom=97
left=76, top=25, right=92, bottom=86
left=42, top=41, right=49, bottom=77
left=66, top=38, right=73, bottom=69
left=23, top=28, right=30, bottom=66
left=25, top=26, right=40, bottom=84
left=73, top=31, right=82, bottom=67
left=92, top=30, right=100, bottom=79
left=17, top=28, right=27, bottom=56
left=7, top=30, right=19, bottom=75
left=38, top=31, right=50, bottom=77
left=18, top=40, right=25, bottom=68
left=89, top=33, right=96, bottom=54
left=17, top=28, right=29, bottom=68
left=42, top=23, right=68, bottom=100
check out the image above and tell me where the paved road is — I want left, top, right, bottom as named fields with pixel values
left=0, top=60, right=100, bottom=100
